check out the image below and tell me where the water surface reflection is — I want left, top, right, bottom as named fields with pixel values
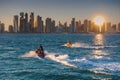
left=92, top=34, right=106, bottom=59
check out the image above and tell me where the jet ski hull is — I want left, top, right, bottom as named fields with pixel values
left=37, top=53, right=46, bottom=58
left=35, top=50, right=46, bottom=58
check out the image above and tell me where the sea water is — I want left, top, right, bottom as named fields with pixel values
left=0, top=34, right=120, bottom=80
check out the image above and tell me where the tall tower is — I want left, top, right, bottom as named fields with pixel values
left=9, top=25, right=14, bottom=33
left=76, top=20, right=81, bottom=33
left=51, top=20, right=55, bottom=33
left=0, top=23, right=5, bottom=33
left=24, top=13, right=29, bottom=32
left=35, top=15, right=43, bottom=33
left=13, top=15, right=18, bottom=32
left=101, top=22, right=106, bottom=33
left=70, top=18, right=75, bottom=33
left=29, top=12, right=34, bottom=32
left=45, top=18, right=51, bottom=33
left=84, top=19, right=89, bottom=33
left=111, top=24, right=116, bottom=33
left=105, top=22, right=111, bottom=33
left=19, top=12, right=24, bottom=32
left=64, top=22, right=67, bottom=33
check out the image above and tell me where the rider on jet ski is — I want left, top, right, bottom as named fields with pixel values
left=36, top=44, right=45, bottom=57
left=66, top=41, right=72, bottom=47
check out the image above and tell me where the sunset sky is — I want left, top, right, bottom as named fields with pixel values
left=0, top=0, right=120, bottom=30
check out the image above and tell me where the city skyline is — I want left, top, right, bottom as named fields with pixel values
left=0, top=12, right=120, bottom=33
left=0, top=0, right=120, bottom=30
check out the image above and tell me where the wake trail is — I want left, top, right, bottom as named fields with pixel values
left=63, top=42, right=118, bottom=49
left=20, top=51, right=38, bottom=58
left=45, top=54, right=77, bottom=68
left=20, top=50, right=78, bottom=68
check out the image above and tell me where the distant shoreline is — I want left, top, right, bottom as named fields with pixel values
left=0, top=32, right=120, bottom=34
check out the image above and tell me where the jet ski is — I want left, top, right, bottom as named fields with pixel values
left=35, top=49, right=46, bottom=58
left=65, top=41, right=72, bottom=47
left=66, top=43, right=72, bottom=47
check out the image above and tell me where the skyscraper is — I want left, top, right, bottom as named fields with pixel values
left=84, top=19, right=89, bottom=33
left=64, top=22, right=68, bottom=33
left=9, top=25, right=14, bottom=33
left=56, top=21, right=63, bottom=33
left=29, top=12, right=34, bottom=32
left=111, top=24, right=116, bottom=33
left=101, top=22, right=106, bottom=33
left=35, top=15, right=43, bottom=33
left=0, top=23, right=5, bottom=33
left=105, top=22, right=111, bottom=33
left=24, top=13, right=29, bottom=32
left=19, top=12, right=24, bottom=32
left=70, top=18, right=75, bottom=33
left=13, top=15, right=18, bottom=32
left=75, top=20, right=81, bottom=33
left=45, top=18, right=51, bottom=33
left=51, top=20, right=55, bottom=33
left=88, top=20, right=92, bottom=32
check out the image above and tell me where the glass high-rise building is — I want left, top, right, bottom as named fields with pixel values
left=13, top=15, right=18, bottom=32
left=0, top=23, right=5, bottom=33
left=45, top=18, right=51, bottom=33
left=29, top=12, right=34, bottom=32
left=70, top=18, right=75, bottom=33
left=35, top=16, right=43, bottom=33
left=24, top=13, right=29, bottom=32
left=9, top=25, right=14, bottom=33
left=105, top=22, right=111, bottom=33
left=84, top=19, right=90, bottom=33
left=19, top=12, right=24, bottom=32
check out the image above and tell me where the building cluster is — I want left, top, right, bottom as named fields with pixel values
left=0, top=12, right=120, bottom=33
left=0, top=21, right=5, bottom=33
left=8, top=12, right=56, bottom=33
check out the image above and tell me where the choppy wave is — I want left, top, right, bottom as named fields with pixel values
left=70, top=57, right=120, bottom=75
left=1, top=34, right=120, bottom=79
left=20, top=50, right=77, bottom=68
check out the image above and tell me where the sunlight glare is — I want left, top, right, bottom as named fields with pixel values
left=93, top=16, right=105, bottom=26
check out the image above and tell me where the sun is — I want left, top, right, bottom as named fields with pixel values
left=93, top=16, right=105, bottom=26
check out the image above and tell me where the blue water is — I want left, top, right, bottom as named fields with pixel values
left=0, top=34, right=120, bottom=80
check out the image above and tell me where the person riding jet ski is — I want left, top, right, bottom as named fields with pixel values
left=36, top=44, right=45, bottom=57
left=66, top=41, right=72, bottom=47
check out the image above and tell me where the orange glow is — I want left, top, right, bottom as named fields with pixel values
left=93, top=16, right=105, bottom=26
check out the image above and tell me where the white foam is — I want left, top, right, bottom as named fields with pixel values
left=45, top=54, right=77, bottom=68
left=63, top=42, right=118, bottom=49
left=56, top=54, right=68, bottom=60
left=20, top=51, right=38, bottom=58
left=71, top=42, right=86, bottom=48
left=73, top=57, right=120, bottom=74
left=63, top=42, right=88, bottom=48
left=21, top=50, right=77, bottom=68
left=69, top=57, right=87, bottom=62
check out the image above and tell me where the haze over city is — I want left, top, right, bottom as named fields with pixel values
left=0, top=0, right=120, bottom=30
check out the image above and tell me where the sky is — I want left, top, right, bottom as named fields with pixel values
left=0, top=0, right=120, bottom=30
